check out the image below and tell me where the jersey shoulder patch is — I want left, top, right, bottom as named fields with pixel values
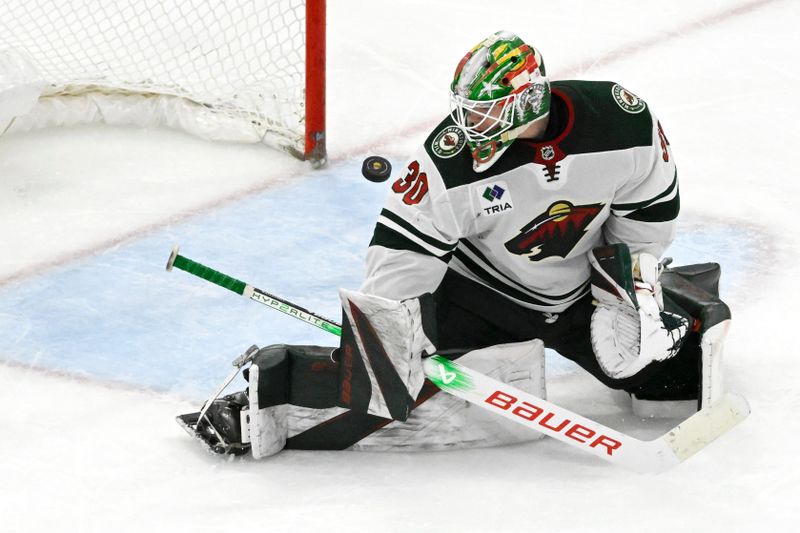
left=423, top=115, right=539, bottom=191
left=422, top=116, right=481, bottom=190
left=553, top=80, right=654, bottom=153
left=429, top=122, right=467, bottom=160
left=424, top=116, right=467, bottom=161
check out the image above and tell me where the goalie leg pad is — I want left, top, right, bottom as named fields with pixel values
left=629, top=262, right=733, bottom=416
left=182, top=338, right=545, bottom=457
left=354, top=339, right=547, bottom=450
left=245, top=344, right=340, bottom=458
left=660, top=263, right=731, bottom=409
left=284, top=339, right=547, bottom=452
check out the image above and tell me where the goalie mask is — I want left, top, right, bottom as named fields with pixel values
left=450, top=31, right=550, bottom=172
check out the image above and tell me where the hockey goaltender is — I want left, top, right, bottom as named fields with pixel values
left=176, top=31, right=742, bottom=466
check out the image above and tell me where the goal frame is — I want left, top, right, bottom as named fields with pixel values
left=304, top=0, right=326, bottom=165
left=0, top=0, right=327, bottom=166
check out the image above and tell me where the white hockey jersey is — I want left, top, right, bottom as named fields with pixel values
left=361, top=80, right=679, bottom=312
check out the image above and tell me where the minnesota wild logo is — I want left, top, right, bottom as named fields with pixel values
left=612, top=84, right=646, bottom=114
left=504, top=201, right=604, bottom=260
left=432, top=125, right=466, bottom=158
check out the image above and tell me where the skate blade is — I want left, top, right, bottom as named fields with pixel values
left=176, top=412, right=223, bottom=455
left=175, top=412, right=250, bottom=456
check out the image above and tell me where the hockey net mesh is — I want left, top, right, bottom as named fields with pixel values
left=0, top=0, right=307, bottom=154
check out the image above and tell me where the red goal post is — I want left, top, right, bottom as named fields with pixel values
left=0, top=0, right=326, bottom=166
left=305, top=0, right=326, bottom=165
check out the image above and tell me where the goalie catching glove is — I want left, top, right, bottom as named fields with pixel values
left=337, top=288, right=437, bottom=421
left=589, top=244, right=689, bottom=380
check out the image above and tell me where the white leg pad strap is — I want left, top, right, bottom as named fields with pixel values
left=248, top=365, right=288, bottom=459
left=700, top=320, right=729, bottom=408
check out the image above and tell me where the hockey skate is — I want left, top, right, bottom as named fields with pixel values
left=176, top=345, right=262, bottom=456
left=177, top=391, right=251, bottom=456
left=177, top=344, right=290, bottom=458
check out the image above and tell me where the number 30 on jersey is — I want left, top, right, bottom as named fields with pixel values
left=392, top=161, right=428, bottom=205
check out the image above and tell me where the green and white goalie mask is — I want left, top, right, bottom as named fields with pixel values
left=450, top=31, right=551, bottom=172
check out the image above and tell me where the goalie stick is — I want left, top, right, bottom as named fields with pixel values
left=166, top=246, right=341, bottom=337
left=166, top=246, right=750, bottom=473
left=425, top=356, right=748, bottom=473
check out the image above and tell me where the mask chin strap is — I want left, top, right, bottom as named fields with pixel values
left=501, top=121, right=534, bottom=143
left=472, top=141, right=497, bottom=164
left=470, top=121, right=534, bottom=171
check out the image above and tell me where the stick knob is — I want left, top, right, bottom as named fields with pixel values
left=166, top=245, right=180, bottom=271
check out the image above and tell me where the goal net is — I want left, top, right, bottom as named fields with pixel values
left=0, top=0, right=326, bottom=164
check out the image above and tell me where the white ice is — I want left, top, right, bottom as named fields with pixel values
left=1, top=1, right=798, bottom=531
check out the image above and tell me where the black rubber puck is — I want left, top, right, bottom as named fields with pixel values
left=361, top=156, right=392, bottom=182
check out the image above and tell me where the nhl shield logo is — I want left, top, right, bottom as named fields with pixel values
left=612, top=84, right=646, bottom=114
left=432, top=125, right=466, bottom=158
left=540, top=145, right=555, bottom=161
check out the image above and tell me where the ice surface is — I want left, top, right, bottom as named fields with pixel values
left=1, top=1, right=798, bottom=531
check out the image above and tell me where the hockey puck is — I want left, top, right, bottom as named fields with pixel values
left=361, top=156, right=392, bottom=183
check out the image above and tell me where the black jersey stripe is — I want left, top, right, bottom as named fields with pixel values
left=611, top=171, right=678, bottom=212
left=459, top=239, right=590, bottom=301
left=370, top=223, right=452, bottom=262
left=379, top=209, right=456, bottom=253
left=624, top=189, right=680, bottom=222
left=452, top=248, right=589, bottom=307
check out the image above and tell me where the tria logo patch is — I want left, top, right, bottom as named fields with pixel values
left=504, top=201, right=604, bottom=260
left=483, top=184, right=505, bottom=202
left=478, top=181, right=514, bottom=216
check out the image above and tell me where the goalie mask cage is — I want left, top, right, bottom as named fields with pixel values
left=0, top=0, right=326, bottom=165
